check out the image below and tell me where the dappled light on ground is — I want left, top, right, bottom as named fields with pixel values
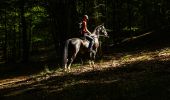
left=0, top=47, right=170, bottom=100
left=98, top=47, right=170, bottom=69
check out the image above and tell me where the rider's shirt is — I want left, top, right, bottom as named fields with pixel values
left=81, top=21, right=88, bottom=35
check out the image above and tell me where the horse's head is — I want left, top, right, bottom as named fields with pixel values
left=98, top=24, right=109, bottom=38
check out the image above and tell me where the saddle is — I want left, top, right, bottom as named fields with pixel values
left=80, top=37, right=90, bottom=48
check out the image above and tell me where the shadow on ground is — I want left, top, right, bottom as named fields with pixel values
left=0, top=61, right=58, bottom=80
left=0, top=58, right=170, bottom=100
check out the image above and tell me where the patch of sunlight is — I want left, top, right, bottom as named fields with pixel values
left=112, top=60, right=121, bottom=67
left=128, top=55, right=152, bottom=62
left=119, top=48, right=170, bottom=64
left=123, top=26, right=139, bottom=31
left=121, top=54, right=153, bottom=63
left=0, top=77, right=27, bottom=87
left=121, top=55, right=133, bottom=61
left=72, top=63, right=82, bottom=68
left=158, top=48, right=170, bottom=56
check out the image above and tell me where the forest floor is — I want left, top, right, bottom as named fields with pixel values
left=0, top=30, right=170, bottom=100
left=0, top=47, right=169, bottom=100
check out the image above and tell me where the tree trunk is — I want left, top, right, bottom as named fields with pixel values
left=20, top=1, right=29, bottom=63
left=4, top=8, right=8, bottom=63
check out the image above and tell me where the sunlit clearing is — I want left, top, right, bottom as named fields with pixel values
left=121, top=55, right=152, bottom=63
left=119, top=47, right=170, bottom=64
left=158, top=48, right=170, bottom=56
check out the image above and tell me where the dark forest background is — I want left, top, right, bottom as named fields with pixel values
left=0, top=0, right=170, bottom=68
left=0, top=0, right=170, bottom=100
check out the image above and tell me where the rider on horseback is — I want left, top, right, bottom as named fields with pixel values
left=80, top=15, right=94, bottom=52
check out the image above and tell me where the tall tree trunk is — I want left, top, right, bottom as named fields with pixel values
left=47, top=0, right=58, bottom=55
left=11, top=8, right=17, bottom=63
left=83, top=0, right=86, bottom=14
left=20, top=1, right=29, bottom=63
left=4, top=8, right=8, bottom=63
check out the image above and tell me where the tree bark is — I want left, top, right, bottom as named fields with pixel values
left=20, top=1, right=29, bottom=63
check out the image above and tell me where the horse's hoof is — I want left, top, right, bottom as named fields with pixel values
left=63, top=68, right=67, bottom=72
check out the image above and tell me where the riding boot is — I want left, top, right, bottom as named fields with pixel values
left=88, top=41, right=95, bottom=53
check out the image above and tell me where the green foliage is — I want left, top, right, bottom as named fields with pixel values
left=0, top=0, right=170, bottom=63
left=123, top=26, right=140, bottom=32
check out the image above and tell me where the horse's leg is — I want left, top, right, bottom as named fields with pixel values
left=91, top=53, right=95, bottom=69
left=91, top=60, right=95, bottom=68
left=89, top=52, right=95, bottom=69
left=68, top=58, right=73, bottom=71
left=68, top=50, right=79, bottom=71
left=88, top=60, right=92, bottom=68
left=64, top=65, right=67, bottom=72
left=64, top=59, right=68, bottom=72
left=91, top=48, right=97, bottom=69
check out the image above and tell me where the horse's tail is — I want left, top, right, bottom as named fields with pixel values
left=63, top=39, right=70, bottom=68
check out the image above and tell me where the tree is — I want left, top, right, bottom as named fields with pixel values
left=18, top=0, right=29, bottom=62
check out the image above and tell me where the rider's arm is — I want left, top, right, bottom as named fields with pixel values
left=83, top=21, right=91, bottom=34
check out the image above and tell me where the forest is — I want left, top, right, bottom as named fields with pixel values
left=0, top=0, right=170, bottom=100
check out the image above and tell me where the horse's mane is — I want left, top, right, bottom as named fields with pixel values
left=92, top=24, right=102, bottom=34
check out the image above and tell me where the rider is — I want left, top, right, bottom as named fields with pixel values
left=80, top=15, right=94, bottom=52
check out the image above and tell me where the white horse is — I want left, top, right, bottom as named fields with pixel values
left=63, top=24, right=108, bottom=71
